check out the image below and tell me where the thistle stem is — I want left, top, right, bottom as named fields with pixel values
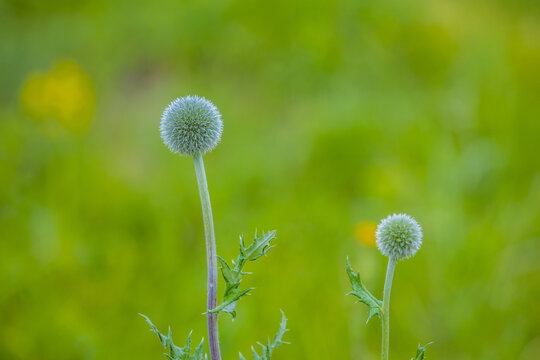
left=382, top=256, right=397, bottom=360
left=193, top=153, right=221, bottom=360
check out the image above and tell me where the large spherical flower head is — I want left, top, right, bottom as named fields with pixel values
left=376, top=213, right=423, bottom=260
left=160, top=95, right=223, bottom=156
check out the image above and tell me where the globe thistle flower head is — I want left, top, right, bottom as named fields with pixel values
left=376, top=213, right=422, bottom=260
left=160, top=95, right=223, bottom=156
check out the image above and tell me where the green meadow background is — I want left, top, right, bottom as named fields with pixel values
left=1, top=0, right=540, bottom=359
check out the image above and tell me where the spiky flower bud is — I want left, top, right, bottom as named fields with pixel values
left=160, top=95, right=223, bottom=156
left=376, top=213, right=422, bottom=260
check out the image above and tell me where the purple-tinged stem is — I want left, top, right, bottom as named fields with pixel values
left=193, top=153, right=221, bottom=360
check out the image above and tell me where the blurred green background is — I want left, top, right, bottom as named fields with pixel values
left=1, top=0, right=540, bottom=359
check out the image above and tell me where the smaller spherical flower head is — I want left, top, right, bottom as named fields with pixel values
left=160, top=95, right=223, bottom=156
left=376, top=213, right=422, bottom=260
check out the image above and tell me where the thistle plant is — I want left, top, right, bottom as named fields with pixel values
left=142, top=95, right=288, bottom=360
left=346, top=213, right=431, bottom=360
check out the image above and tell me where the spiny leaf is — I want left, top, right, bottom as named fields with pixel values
left=140, top=314, right=207, bottom=360
left=268, top=310, right=289, bottom=352
left=217, top=256, right=237, bottom=285
left=242, top=230, right=276, bottom=261
left=410, top=342, right=433, bottom=360
left=239, top=311, right=289, bottom=360
left=346, top=258, right=383, bottom=323
left=211, top=230, right=277, bottom=318
left=207, top=287, right=253, bottom=318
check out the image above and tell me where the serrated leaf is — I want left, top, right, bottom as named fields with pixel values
left=242, top=230, right=276, bottom=261
left=192, top=339, right=205, bottom=360
left=140, top=314, right=207, bottom=360
left=217, top=256, right=238, bottom=285
left=346, top=258, right=383, bottom=323
left=207, top=287, right=252, bottom=318
left=140, top=313, right=168, bottom=347
left=270, top=311, right=289, bottom=351
left=410, top=342, right=433, bottom=360
left=239, top=311, right=289, bottom=360
left=211, top=230, right=277, bottom=318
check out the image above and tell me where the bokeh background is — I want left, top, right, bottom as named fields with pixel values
left=1, top=0, right=540, bottom=359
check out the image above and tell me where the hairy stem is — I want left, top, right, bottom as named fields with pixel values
left=382, top=257, right=397, bottom=360
left=193, top=153, right=221, bottom=360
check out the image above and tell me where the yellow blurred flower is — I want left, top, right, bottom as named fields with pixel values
left=355, top=221, right=377, bottom=247
left=20, top=60, right=95, bottom=133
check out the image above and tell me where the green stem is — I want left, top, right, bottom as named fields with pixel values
left=382, top=257, right=397, bottom=360
left=193, top=153, right=221, bottom=360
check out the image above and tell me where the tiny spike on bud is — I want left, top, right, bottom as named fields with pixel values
left=160, top=95, right=223, bottom=156
left=376, top=213, right=423, bottom=260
